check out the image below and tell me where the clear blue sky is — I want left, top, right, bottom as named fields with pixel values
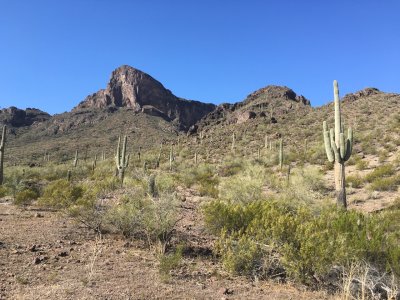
left=1, top=0, right=399, bottom=114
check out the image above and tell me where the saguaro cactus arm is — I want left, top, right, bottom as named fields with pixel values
left=323, top=121, right=334, bottom=163
left=116, top=136, right=129, bottom=168
left=115, top=135, right=129, bottom=185
left=343, top=128, right=353, bottom=161
left=0, top=125, right=5, bottom=151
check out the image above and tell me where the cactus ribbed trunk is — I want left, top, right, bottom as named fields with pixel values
left=73, top=150, right=78, bottom=167
left=337, top=162, right=347, bottom=208
left=231, top=132, right=235, bottom=153
left=156, top=144, right=163, bottom=168
left=323, top=80, right=353, bottom=209
left=0, top=126, right=6, bottom=185
left=333, top=80, right=342, bottom=192
left=279, top=138, right=283, bottom=170
left=169, top=145, right=173, bottom=171
left=116, top=135, right=129, bottom=186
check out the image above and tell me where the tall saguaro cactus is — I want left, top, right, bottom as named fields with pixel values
left=231, top=132, right=236, bottom=153
left=323, top=80, right=353, bottom=208
left=156, top=143, right=163, bottom=168
left=0, top=125, right=6, bottom=185
left=115, top=135, right=129, bottom=185
left=73, top=150, right=78, bottom=167
left=169, top=144, right=174, bottom=171
left=279, top=138, right=283, bottom=170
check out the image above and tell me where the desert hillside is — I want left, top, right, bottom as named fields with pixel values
left=1, top=71, right=399, bottom=300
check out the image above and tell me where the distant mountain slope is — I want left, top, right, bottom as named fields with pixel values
left=1, top=65, right=218, bottom=163
left=187, top=85, right=400, bottom=168
left=189, top=85, right=311, bottom=134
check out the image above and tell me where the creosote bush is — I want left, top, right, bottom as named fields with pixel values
left=368, top=175, right=400, bottom=192
left=107, top=188, right=180, bottom=254
left=346, top=174, right=363, bottom=189
left=178, top=164, right=219, bottom=198
left=38, top=179, right=83, bottom=209
left=203, top=199, right=400, bottom=285
left=364, top=164, right=395, bottom=183
left=14, top=189, right=39, bottom=206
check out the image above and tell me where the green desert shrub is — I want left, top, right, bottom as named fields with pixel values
left=66, top=189, right=106, bottom=232
left=217, top=233, right=265, bottom=277
left=368, top=175, right=400, bottom=192
left=107, top=189, right=180, bottom=254
left=346, top=174, right=363, bottom=188
left=203, top=199, right=400, bottom=283
left=378, top=150, right=389, bottom=163
left=280, top=166, right=327, bottom=205
left=38, top=179, right=83, bottom=209
left=155, top=173, right=177, bottom=194
left=90, top=177, right=120, bottom=198
left=14, top=189, right=39, bottom=206
left=106, top=188, right=148, bottom=238
left=355, top=158, right=369, bottom=171
left=158, top=244, right=184, bottom=280
left=218, top=160, right=243, bottom=177
left=179, top=164, right=219, bottom=197
left=364, top=164, right=395, bottom=183
left=219, top=174, right=263, bottom=204
left=0, top=185, right=8, bottom=198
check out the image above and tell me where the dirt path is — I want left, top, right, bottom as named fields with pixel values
left=0, top=197, right=332, bottom=300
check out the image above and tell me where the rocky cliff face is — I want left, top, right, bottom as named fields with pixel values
left=0, top=107, right=50, bottom=127
left=74, top=65, right=216, bottom=130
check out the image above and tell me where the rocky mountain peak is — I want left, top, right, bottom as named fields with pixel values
left=74, top=65, right=174, bottom=111
left=73, top=65, right=215, bottom=130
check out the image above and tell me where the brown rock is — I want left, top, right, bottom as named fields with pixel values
left=73, top=65, right=215, bottom=130
left=236, top=111, right=256, bottom=124
left=0, top=107, right=50, bottom=127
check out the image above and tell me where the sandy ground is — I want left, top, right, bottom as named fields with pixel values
left=0, top=194, right=332, bottom=300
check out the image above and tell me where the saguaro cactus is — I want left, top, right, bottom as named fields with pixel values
left=67, top=170, right=72, bottom=182
left=148, top=174, right=156, bottom=197
left=92, top=154, right=97, bottom=171
left=231, top=132, right=236, bottom=153
left=115, top=135, right=129, bottom=185
left=0, top=125, right=6, bottom=185
left=156, top=143, right=163, bottom=168
left=279, top=138, right=283, bottom=170
left=169, top=144, right=174, bottom=171
left=323, top=80, right=353, bottom=208
left=73, top=150, right=78, bottom=167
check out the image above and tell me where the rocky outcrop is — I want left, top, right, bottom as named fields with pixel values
left=191, top=85, right=311, bottom=134
left=236, top=111, right=257, bottom=124
left=243, top=85, right=311, bottom=106
left=74, top=65, right=215, bottom=129
left=0, top=107, right=50, bottom=127
left=343, top=88, right=381, bottom=102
